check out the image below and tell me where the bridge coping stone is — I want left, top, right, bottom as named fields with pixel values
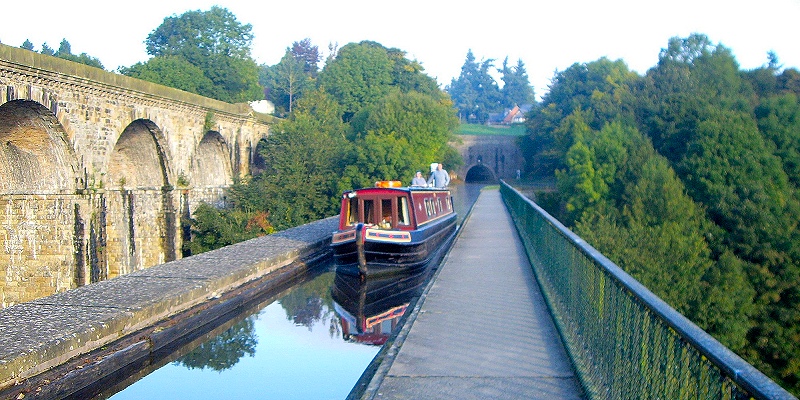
left=0, top=43, right=275, bottom=122
left=0, top=216, right=338, bottom=389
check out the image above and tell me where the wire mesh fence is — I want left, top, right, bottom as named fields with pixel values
left=500, top=181, right=795, bottom=400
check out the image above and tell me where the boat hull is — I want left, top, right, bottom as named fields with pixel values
left=332, top=213, right=457, bottom=276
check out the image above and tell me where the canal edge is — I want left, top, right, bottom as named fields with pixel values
left=347, top=186, right=490, bottom=400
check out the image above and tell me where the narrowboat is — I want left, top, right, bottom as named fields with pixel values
left=330, top=181, right=457, bottom=276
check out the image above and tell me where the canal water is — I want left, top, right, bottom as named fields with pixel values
left=97, top=183, right=484, bottom=400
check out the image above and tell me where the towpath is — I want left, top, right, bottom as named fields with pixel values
left=361, top=188, right=585, bottom=399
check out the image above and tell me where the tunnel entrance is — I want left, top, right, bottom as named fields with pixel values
left=464, top=164, right=496, bottom=183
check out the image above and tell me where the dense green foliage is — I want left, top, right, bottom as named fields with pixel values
left=317, top=41, right=395, bottom=121
left=186, top=40, right=459, bottom=249
left=344, top=89, right=459, bottom=188
left=245, top=89, right=350, bottom=231
left=524, top=33, right=800, bottom=395
left=181, top=202, right=274, bottom=255
left=19, top=38, right=104, bottom=69
left=119, top=56, right=216, bottom=97
left=120, top=6, right=263, bottom=103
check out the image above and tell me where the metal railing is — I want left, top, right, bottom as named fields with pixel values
left=500, top=181, right=795, bottom=400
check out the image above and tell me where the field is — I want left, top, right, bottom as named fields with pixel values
left=455, top=123, right=526, bottom=136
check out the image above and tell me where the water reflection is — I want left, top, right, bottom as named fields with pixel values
left=105, top=266, right=379, bottom=400
left=332, top=268, right=431, bottom=346
left=450, top=182, right=485, bottom=225
left=173, top=317, right=258, bottom=372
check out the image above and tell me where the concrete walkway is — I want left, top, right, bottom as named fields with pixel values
left=366, top=188, right=585, bottom=399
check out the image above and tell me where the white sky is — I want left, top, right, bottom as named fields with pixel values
left=2, top=0, right=799, bottom=100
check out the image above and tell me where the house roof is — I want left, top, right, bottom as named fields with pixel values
left=501, top=105, right=521, bottom=124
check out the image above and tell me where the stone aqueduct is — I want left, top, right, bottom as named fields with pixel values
left=0, top=45, right=273, bottom=306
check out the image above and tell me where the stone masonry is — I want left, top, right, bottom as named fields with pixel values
left=0, top=44, right=274, bottom=306
left=450, top=134, right=525, bottom=182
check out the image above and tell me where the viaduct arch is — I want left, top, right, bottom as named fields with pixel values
left=0, top=44, right=273, bottom=306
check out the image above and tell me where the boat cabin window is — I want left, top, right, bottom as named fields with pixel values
left=380, top=199, right=392, bottom=229
left=363, top=199, right=375, bottom=225
left=346, top=197, right=359, bottom=225
left=380, top=197, right=410, bottom=229
left=397, top=197, right=410, bottom=226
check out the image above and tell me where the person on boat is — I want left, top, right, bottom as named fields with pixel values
left=427, top=163, right=450, bottom=188
left=411, top=171, right=427, bottom=187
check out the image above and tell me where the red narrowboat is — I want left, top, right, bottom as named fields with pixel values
left=330, top=181, right=457, bottom=276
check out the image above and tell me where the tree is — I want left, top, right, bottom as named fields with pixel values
left=557, top=139, right=606, bottom=220
left=521, top=33, right=800, bottom=394
left=525, top=58, right=639, bottom=177
left=40, top=43, right=54, bottom=56
left=39, top=38, right=106, bottom=69
left=777, top=68, right=800, bottom=95
left=639, top=37, right=800, bottom=387
left=317, top=41, right=394, bottom=121
left=447, top=50, right=479, bottom=122
left=269, top=52, right=308, bottom=114
left=20, top=39, right=34, bottom=51
left=755, top=93, right=800, bottom=186
left=261, top=40, right=320, bottom=115
left=143, top=6, right=262, bottom=102
left=345, top=90, right=458, bottom=187
left=250, top=89, right=349, bottom=230
left=447, top=50, right=502, bottom=124
left=290, top=38, right=321, bottom=78
left=119, top=56, right=216, bottom=98
left=638, top=34, right=753, bottom=163
left=182, top=202, right=272, bottom=255
left=563, top=121, right=756, bottom=350
left=500, top=57, right=535, bottom=108
left=55, top=39, right=72, bottom=58
left=387, top=48, right=440, bottom=97
left=146, top=6, right=253, bottom=60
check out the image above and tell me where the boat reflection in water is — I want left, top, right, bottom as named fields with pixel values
left=331, top=259, right=439, bottom=346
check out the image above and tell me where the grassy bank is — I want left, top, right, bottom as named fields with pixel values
left=455, top=123, right=526, bottom=136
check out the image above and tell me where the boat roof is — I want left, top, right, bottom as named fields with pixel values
left=343, top=186, right=449, bottom=196
left=342, top=181, right=450, bottom=196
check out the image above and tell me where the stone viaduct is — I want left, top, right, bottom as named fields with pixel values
left=0, top=44, right=273, bottom=306
left=450, top=134, right=524, bottom=182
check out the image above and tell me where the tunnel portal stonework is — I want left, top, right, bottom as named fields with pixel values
left=0, top=45, right=272, bottom=306
left=451, top=134, right=524, bottom=183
